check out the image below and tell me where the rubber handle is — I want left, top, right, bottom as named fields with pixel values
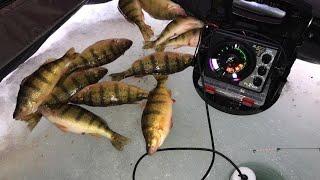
left=233, top=0, right=286, bottom=18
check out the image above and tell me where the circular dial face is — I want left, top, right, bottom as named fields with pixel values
left=209, top=42, right=256, bottom=82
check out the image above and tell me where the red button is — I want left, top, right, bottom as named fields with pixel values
left=204, top=84, right=216, bottom=94
left=242, top=97, right=255, bottom=107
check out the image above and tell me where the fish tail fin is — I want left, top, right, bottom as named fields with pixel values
left=155, top=44, right=165, bottom=52
left=20, top=113, right=42, bottom=131
left=26, top=118, right=41, bottom=131
left=109, top=70, right=131, bottom=81
left=118, top=6, right=134, bottom=24
left=154, top=75, right=169, bottom=84
left=143, top=41, right=156, bottom=49
left=138, top=23, right=154, bottom=41
left=111, top=132, right=130, bottom=151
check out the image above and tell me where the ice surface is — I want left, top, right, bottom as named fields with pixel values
left=0, top=1, right=320, bottom=179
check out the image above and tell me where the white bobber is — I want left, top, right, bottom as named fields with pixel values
left=230, top=167, right=256, bottom=180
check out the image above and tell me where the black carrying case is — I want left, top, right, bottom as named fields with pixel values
left=0, top=0, right=109, bottom=81
left=0, top=0, right=319, bottom=81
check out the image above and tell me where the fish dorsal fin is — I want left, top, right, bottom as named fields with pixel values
left=63, top=48, right=79, bottom=60
left=43, top=58, right=57, bottom=65
left=66, top=47, right=76, bottom=55
left=62, top=48, right=80, bottom=62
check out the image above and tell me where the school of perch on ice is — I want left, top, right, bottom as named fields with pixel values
left=13, top=0, right=204, bottom=155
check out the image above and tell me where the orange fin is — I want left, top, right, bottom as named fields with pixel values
left=166, top=89, right=172, bottom=96
left=173, top=45, right=183, bottom=50
left=172, top=99, right=176, bottom=103
left=167, top=4, right=187, bottom=16
left=141, top=101, right=147, bottom=109
left=54, top=123, right=68, bottom=133
left=90, top=133, right=102, bottom=139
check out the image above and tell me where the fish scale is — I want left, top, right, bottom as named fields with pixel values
left=70, top=81, right=148, bottom=107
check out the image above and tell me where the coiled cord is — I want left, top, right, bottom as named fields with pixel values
left=132, top=27, right=247, bottom=180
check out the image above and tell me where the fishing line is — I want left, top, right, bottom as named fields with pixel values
left=252, top=147, right=320, bottom=153
left=132, top=26, right=247, bottom=180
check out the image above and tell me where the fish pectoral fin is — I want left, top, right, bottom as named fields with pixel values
left=167, top=4, right=177, bottom=10
left=54, top=123, right=68, bottom=133
left=173, top=45, right=183, bottom=49
left=172, top=98, right=176, bottom=103
left=166, top=89, right=172, bottom=96
left=167, top=4, right=186, bottom=16
left=90, top=133, right=102, bottom=139
left=141, top=9, right=145, bottom=21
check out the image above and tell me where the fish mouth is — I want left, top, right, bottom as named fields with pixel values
left=101, top=68, right=109, bottom=74
left=97, top=68, right=109, bottom=76
left=125, top=39, right=133, bottom=48
left=117, top=38, right=133, bottom=49
left=13, top=108, right=21, bottom=119
left=69, top=95, right=81, bottom=102
left=147, top=146, right=158, bottom=155
left=13, top=105, right=26, bottom=120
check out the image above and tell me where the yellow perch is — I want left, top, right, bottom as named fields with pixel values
left=72, top=39, right=133, bottom=70
left=13, top=48, right=79, bottom=120
left=45, top=67, right=108, bottom=105
left=39, top=104, right=130, bottom=151
left=23, top=67, right=108, bottom=131
left=109, top=52, right=194, bottom=81
left=141, top=75, right=173, bottom=155
left=118, top=0, right=154, bottom=41
left=139, top=0, right=186, bottom=20
left=70, top=81, right=148, bottom=107
left=143, top=17, right=203, bottom=49
left=155, top=28, right=201, bottom=51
